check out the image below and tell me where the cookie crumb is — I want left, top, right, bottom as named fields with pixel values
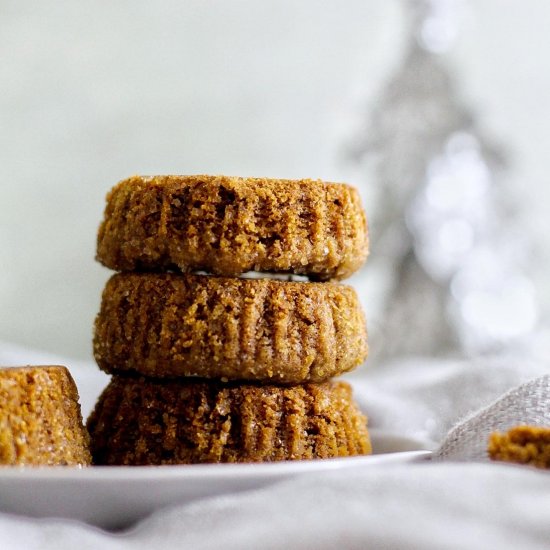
left=488, top=425, right=550, bottom=469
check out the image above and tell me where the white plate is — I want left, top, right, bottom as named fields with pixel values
left=0, top=434, right=431, bottom=529
left=0, top=450, right=430, bottom=530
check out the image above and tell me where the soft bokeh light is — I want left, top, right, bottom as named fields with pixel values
left=1, top=0, right=550, bottom=361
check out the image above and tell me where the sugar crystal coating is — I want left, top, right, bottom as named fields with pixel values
left=0, top=366, right=91, bottom=466
left=94, top=273, right=368, bottom=383
left=88, top=376, right=371, bottom=465
left=96, top=175, right=369, bottom=280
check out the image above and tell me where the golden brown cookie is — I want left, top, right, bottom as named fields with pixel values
left=94, top=272, right=368, bottom=383
left=96, top=175, right=368, bottom=280
left=0, top=366, right=91, bottom=466
left=87, top=376, right=371, bottom=465
left=488, top=425, right=550, bottom=469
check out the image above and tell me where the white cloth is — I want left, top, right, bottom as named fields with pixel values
left=1, top=343, right=550, bottom=550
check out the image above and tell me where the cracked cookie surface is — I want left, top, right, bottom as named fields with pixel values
left=87, top=376, right=371, bottom=465
left=96, top=175, right=368, bottom=280
left=94, top=272, right=368, bottom=383
left=0, top=366, right=91, bottom=466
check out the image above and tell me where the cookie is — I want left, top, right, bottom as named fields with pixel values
left=0, top=366, right=91, bottom=466
left=488, top=425, right=550, bottom=469
left=87, top=376, right=371, bottom=465
left=94, top=272, right=368, bottom=383
left=96, top=175, right=368, bottom=280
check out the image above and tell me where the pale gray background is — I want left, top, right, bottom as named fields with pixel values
left=1, top=0, right=549, bottom=361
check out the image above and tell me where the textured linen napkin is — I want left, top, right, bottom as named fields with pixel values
left=1, top=342, right=550, bottom=550
left=349, top=354, right=549, bottom=450
left=435, top=374, right=550, bottom=461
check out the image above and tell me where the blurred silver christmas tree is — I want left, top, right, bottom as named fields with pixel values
left=353, top=0, right=538, bottom=361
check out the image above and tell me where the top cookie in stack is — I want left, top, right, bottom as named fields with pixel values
left=96, top=174, right=368, bottom=281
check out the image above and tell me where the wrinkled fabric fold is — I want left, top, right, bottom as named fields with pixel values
left=1, top=342, right=550, bottom=549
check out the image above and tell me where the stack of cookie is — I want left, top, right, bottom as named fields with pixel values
left=88, top=175, right=371, bottom=464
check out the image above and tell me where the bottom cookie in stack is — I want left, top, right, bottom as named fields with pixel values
left=87, top=376, right=371, bottom=465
